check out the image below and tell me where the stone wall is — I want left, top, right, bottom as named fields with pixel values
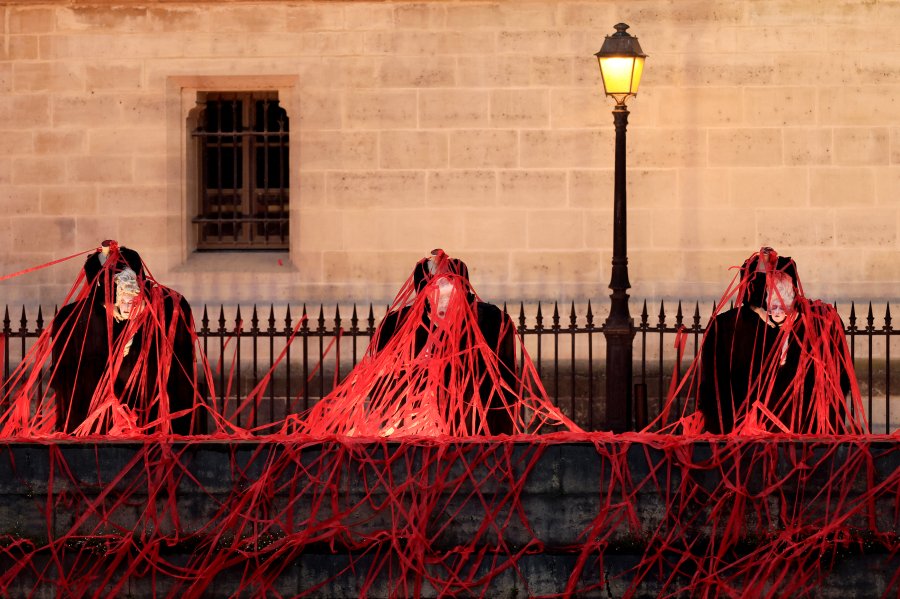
left=0, top=439, right=897, bottom=596
left=1, top=0, right=899, bottom=308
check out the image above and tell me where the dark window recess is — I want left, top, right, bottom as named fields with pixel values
left=192, top=92, right=289, bottom=250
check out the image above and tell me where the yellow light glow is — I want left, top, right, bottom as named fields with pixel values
left=599, top=56, right=645, bottom=98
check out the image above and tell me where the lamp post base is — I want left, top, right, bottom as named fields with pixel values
left=604, top=315, right=635, bottom=432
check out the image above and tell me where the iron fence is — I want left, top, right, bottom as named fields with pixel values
left=2, top=301, right=897, bottom=434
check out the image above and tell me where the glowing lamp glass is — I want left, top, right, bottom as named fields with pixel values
left=598, top=55, right=644, bottom=100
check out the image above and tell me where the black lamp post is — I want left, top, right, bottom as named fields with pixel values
left=595, top=23, right=646, bottom=432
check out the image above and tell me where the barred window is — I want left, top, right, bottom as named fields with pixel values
left=192, top=92, right=289, bottom=250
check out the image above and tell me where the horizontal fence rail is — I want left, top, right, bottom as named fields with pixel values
left=1, top=301, right=897, bottom=434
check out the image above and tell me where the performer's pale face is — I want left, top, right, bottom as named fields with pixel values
left=768, top=274, right=796, bottom=324
left=113, top=269, right=141, bottom=321
left=434, top=276, right=454, bottom=319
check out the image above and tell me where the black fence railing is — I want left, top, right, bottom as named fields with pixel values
left=2, top=301, right=897, bottom=434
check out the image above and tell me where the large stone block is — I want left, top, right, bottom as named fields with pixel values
left=755, top=207, right=835, bottom=248
left=377, top=56, right=456, bottom=88
left=834, top=208, right=898, bottom=248
left=379, top=131, right=449, bottom=170
left=875, top=167, right=900, bottom=205
left=460, top=210, right=527, bottom=250
left=511, top=250, right=603, bottom=284
left=810, top=167, right=876, bottom=207
left=498, top=170, right=566, bottom=208
left=531, top=56, right=575, bottom=86
left=784, top=127, right=833, bottom=166
left=0, top=96, right=50, bottom=130
left=457, top=55, right=532, bottom=88
left=344, top=90, right=417, bottom=130
left=419, top=89, right=490, bottom=129
left=327, top=171, right=426, bottom=209
left=41, top=185, right=97, bottom=216
left=299, top=131, right=378, bottom=170
left=67, top=156, right=133, bottom=185
left=521, top=130, right=613, bottom=169
left=427, top=170, right=496, bottom=206
left=10, top=216, right=75, bottom=253
left=549, top=88, right=605, bottom=129
left=833, top=128, right=891, bottom=166
left=743, top=86, right=816, bottom=126
left=0, top=36, right=39, bottom=61
left=365, top=31, right=495, bottom=56
left=491, top=89, right=549, bottom=128
left=284, top=4, right=343, bottom=32
left=13, top=62, right=84, bottom=93
left=527, top=210, right=586, bottom=250
left=449, top=130, right=518, bottom=169
left=820, top=86, right=900, bottom=126
left=730, top=167, right=808, bottom=208
left=11, top=156, right=65, bottom=185
left=8, top=6, right=56, bottom=33
left=84, top=62, right=143, bottom=91
left=394, top=3, right=446, bottom=29
left=630, top=128, right=706, bottom=168
left=654, top=86, right=742, bottom=127
left=651, top=207, right=756, bottom=249
left=297, top=90, right=343, bottom=130
left=708, top=128, right=783, bottom=167
left=0, top=131, right=34, bottom=156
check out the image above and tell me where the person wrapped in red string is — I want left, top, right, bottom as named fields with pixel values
left=50, top=240, right=201, bottom=435
left=295, top=249, right=578, bottom=437
left=667, top=247, right=867, bottom=434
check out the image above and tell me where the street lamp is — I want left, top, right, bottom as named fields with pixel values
left=595, top=23, right=646, bottom=432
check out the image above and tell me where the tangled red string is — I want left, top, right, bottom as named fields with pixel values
left=0, top=247, right=896, bottom=597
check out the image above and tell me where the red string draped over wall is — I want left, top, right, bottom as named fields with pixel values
left=0, top=245, right=896, bottom=597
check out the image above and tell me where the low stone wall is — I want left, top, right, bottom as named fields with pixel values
left=0, top=437, right=897, bottom=597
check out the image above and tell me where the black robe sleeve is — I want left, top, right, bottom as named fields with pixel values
left=50, top=300, right=109, bottom=433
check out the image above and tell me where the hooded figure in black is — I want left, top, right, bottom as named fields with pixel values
left=373, top=250, right=517, bottom=435
left=698, top=248, right=801, bottom=433
left=49, top=241, right=200, bottom=435
left=697, top=247, right=859, bottom=434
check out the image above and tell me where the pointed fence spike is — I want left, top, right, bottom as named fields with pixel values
left=569, top=301, right=577, bottom=328
left=658, top=300, right=666, bottom=326
left=285, top=304, right=293, bottom=329
left=301, top=303, right=310, bottom=332
left=518, top=302, right=526, bottom=329
left=36, top=306, right=44, bottom=330
left=693, top=302, right=701, bottom=327
left=675, top=301, right=684, bottom=326
left=586, top=299, right=594, bottom=327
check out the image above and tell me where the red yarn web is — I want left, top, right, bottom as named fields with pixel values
left=291, top=249, right=579, bottom=437
left=653, top=246, right=868, bottom=436
left=0, top=245, right=896, bottom=597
